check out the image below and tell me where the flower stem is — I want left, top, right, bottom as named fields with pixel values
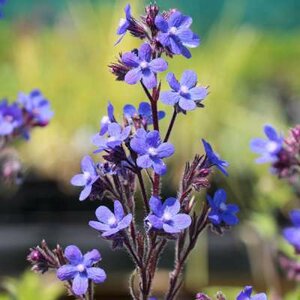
left=164, top=108, right=177, bottom=143
left=137, top=169, right=150, bottom=213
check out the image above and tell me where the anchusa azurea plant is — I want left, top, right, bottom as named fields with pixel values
left=0, top=89, right=53, bottom=183
left=28, top=4, right=263, bottom=300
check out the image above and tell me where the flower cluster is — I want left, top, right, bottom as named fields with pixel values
left=28, top=3, right=247, bottom=300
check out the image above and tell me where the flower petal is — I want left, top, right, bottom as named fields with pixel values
left=83, top=249, right=101, bottom=267
left=65, top=245, right=83, bottom=265
left=149, top=196, right=163, bottom=217
left=142, top=71, right=157, bottom=89
left=114, top=200, right=124, bottom=221
left=264, top=125, right=279, bottom=141
left=189, top=87, right=207, bottom=101
left=172, top=214, right=192, bottom=229
left=168, top=11, right=184, bottom=28
left=152, top=158, right=167, bottom=175
left=71, top=174, right=86, bottom=187
left=179, top=98, right=196, bottom=111
left=156, top=143, right=175, bottom=158
left=89, top=221, right=111, bottom=232
left=138, top=102, right=151, bottom=116
left=117, top=214, right=132, bottom=230
left=87, top=267, right=106, bottom=283
left=290, top=210, right=300, bottom=227
left=72, top=273, right=88, bottom=296
left=79, top=185, right=92, bottom=201
left=162, top=197, right=180, bottom=216
left=222, top=213, right=239, bottom=226
left=139, top=43, right=152, bottom=62
left=149, top=58, right=168, bottom=73
left=213, top=189, right=227, bottom=207
left=155, top=14, right=168, bottom=32
left=137, top=154, right=153, bottom=169
left=166, top=73, right=180, bottom=91
left=125, top=68, right=142, bottom=85
left=57, top=265, right=77, bottom=281
left=122, top=52, right=140, bottom=67
left=123, top=104, right=137, bottom=117
left=180, top=70, right=197, bottom=88
left=147, top=215, right=163, bottom=229
left=107, top=123, right=121, bottom=136
left=95, top=206, right=115, bottom=224
left=163, top=223, right=180, bottom=234
left=146, top=130, right=161, bottom=147
left=160, top=91, right=180, bottom=106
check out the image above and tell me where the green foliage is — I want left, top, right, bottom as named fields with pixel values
left=0, top=271, right=63, bottom=300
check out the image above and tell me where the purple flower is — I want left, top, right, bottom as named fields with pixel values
left=160, top=71, right=207, bottom=111
left=207, top=189, right=239, bottom=226
left=250, top=125, right=283, bottom=164
left=130, top=128, right=175, bottom=175
left=145, top=196, right=191, bottom=234
left=122, top=43, right=168, bottom=89
left=57, top=245, right=106, bottom=296
left=0, top=100, right=23, bottom=135
left=17, top=90, right=53, bottom=126
left=202, top=139, right=229, bottom=176
left=117, top=4, right=131, bottom=35
left=283, top=210, right=300, bottom=253
left=89, top=200, right=132, bottom=237
left=71, top=156, right=99, bottom=201
left=236, top=286, right=267, bottom=300
left=123, top=102, right=165, bottom=125
left=155, top=11, right=200, bottom=58
left=92, top=123, right=131, bottom=153
left=100, top=102, right=115, bottom=136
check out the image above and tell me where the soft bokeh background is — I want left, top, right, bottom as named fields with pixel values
left=0, top=0, right=300, bottom=299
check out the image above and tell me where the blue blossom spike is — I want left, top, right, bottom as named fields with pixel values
left=202, top=139, right=229, bottom=176
left=57, top=245, right=106, bottom=296
left=0, top=100, right=23, bottom=135
left=283, top=209, right=300, bottom=253
left=17, top=90, right=54, bottom=127
left=145, top=196, right=191, bottom=234
left=207, top=189, right=239, bottom=226
left=100, top=102, right=115, bottom=136
left=155, top=11, right=200, bottom=58
left=250, top=125, right=283, bottom=163
left=92, top=123, right=131, bottom=153
left=89, top=200, right=132, bottom=237
left=236, top=286, right=267, bottom=300
left=130, top=128, right=174, bottom=175
left=160, top=71, right=207, bottom=111
left=71, top=156, right=99, bottom=201
left=122, top=43, right=168, bottom=89
left=123, top=102, right=165, bottom=125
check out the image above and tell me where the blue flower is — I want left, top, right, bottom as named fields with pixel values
left=122, top=43, right=168, bottom=89
left=207, top=189, right=239, bottom=226
left=202, top=139, right=229, bottom=176
left=57, top=245, right=106, bottom=296
left=123, top=102, right=165, bottom=125
left=92, top=123, right=131, bottom=153
left=100, top=102, right=115, bottom=136
left=283, top=210, right=300, bottom=253
left=0, top=0, right=7, bottom=19
left=160, top=71, right=207, bottom=111
left=117, top=4, right=131, bottom=35
left=0, top=100, right=22, bottom=136
left=17, top=90, right=54, bottom=126
left=236, top=286, right=267, bottom=300
left=155, top=11, right=200, bottom=58
left=71, top=156, right=99, bottom=201
left=145, top=196, right=191, bottom=234
left=130, top=128, right=175, bottom=175
left=250, top=125, right=283, bottom=163
left=89, top=200, right=132, bottom=237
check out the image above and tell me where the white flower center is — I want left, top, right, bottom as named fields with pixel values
left=169, top=26, right=177, bottom=35
left=83, top=171, right=90, bottom=181
left=108, top=216, right=117, bottom=226
left=140, top=61, right=149, bottom=69
left=220, top=203, right=227, bottom=211
left=266, top=141, right=278, bottom=153
left=163, top=212, right=172, bottom=221
left=180, top=85, right=189, bottom=94
left=77, top=264, right=85, bottom=272
left=119, top=18, right=126, bottom=27
left=148, top=147, right=157, bottom=156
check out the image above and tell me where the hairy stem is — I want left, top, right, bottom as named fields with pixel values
left=164, top=108, right=177, bottom=143
left=136, top=170, right=150, bottom=213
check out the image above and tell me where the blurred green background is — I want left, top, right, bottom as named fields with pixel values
left=0, top=0, right=300, bottom=299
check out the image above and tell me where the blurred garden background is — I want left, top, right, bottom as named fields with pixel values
left=0, top=0, right=300, bottom=299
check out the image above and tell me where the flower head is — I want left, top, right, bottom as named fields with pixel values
left=0, top=100, right=22, bottom=136
left=123, top=102, right=165, bottom=125
left=57, top=245, right=106, bottom=296
left=207, top=189, right=239, bottom=226
left=202, top=139, right=229, bottom=176
left=17, top=90, right=53, bottom=127
left=145, top=196, right=191, bottom=234
left=92, top=123, right=131, bottom=153
left=155, top=11, right=200, bottom=58
left=89, top=200, right=132, bottom=237
left=160, top=71, right=207, bottom=111
left=250, top=125, right=283, bottom=164
left=236, top=286, right=267, bottom=300
left=117, top=4, right=132, bottom=35
left=71, top=156, right=99, bottom=201
left=122, top=43, right=168, bottom=89
left=283, top=209, right=300, bottom=253
left=130, top=128, right=174, bottom=175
